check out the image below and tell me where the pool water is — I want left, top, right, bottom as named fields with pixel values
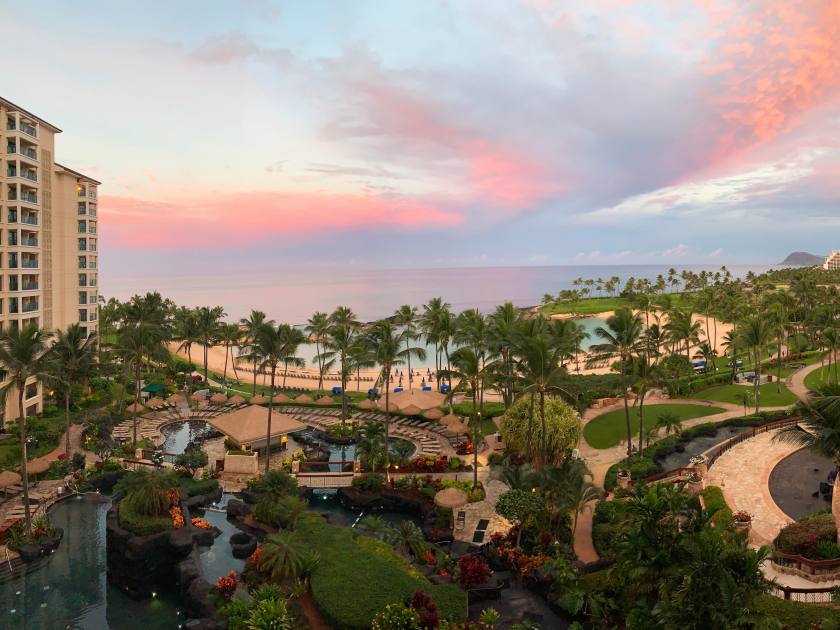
left=161, top=421, right=217, bottom=454
left=307, top=489, right=422, bottom=528
left=0, top=495, right=182, bottom=630
left=769, top=447, right=835, bottom=520
left=294, top=429, right=415, bottom=473
left=196, top=495, right=246, bottom=582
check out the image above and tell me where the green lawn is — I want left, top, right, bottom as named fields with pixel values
left=583, top=403, right=726, bottom=449
left=542, top=296, right=631, bottom=315
left=297, top=513, right=466, bottom=628
left=691, top=382, right=797, bottom=407
left=804, top=364, right=840, bottom=391
left=0, top=413, right=67, bottom=471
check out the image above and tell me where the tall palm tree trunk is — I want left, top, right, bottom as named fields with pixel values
left=315, top=340, right=324, bottom=392
left=471, top=388, right=479, bottom=489
left=133, top=362, right=141, bottom=445
left=252, top=358, right=258, bottom=396
left=18, top=388, right=33, bottom=532
left=203, top=343, right=209, bottom=383
left=265, top=368, right=276, bottom=474
left=637, top=391, right=646, bottom=454
left=539, top=390, right=547, bottom=470
left=384, top=368, right=391, bottom=481
left=223, top=342, right=230, bottom=385
left=753, top=348, right=761, bottom=413
left=186, top=346, right=194, bottom=393
left=65, top=391, right=72, bottom=456
left=405, top=337, right=412, bottom=390
left=341, top=354, right=348, bottom=424
left=621, top=360, right=632, bottom=463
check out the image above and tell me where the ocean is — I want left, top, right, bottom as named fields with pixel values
left=104, top=263, right=771, bottom=325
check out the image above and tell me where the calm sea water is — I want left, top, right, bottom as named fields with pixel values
left=104, top=264, right=770, bottom=325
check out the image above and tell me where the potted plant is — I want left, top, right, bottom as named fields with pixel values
left=732, top=510, right=752, bottom=534
left=616, top=469, right=632, bottom=490
left=685, top=471, right=703, bottom=495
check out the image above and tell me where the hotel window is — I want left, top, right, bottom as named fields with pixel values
left=79, top=273, right=87, bottom=287
left=78, top=238, right=87, bottom=251
left=78, top=220, right=86, bottom=233
left=8, top=253, right=18, bottom=269
left=90, top=275, right=97, bottom=287
left=79, top=292, right=87, bottom=305
left=89, top=239, right=96, bottom=252
left=25, top=384, right=38, bottom=399
left=9, top=276, right=18, bottom=291
left=0, top=298, right=3, bottom=314
left=78, top=256, right=87, bottom=269
left=79, top=309, right=87, bottom=322
left=8, top=230, right=17, bottom=246
left=77, top=186, right=86, bottom=198
left=78, top=202, right=86, bottom=215
left=9, top=297, right=18, bottom=314
left=7, top=208, right=17, bottom=223
left=90, top=309, right=97, bottom=321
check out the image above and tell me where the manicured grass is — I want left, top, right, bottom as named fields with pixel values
left=297, top=513, right=467, bottom=629
left=754, top=594, right=840, bottom=629
left=691, top=382, right=797, bottom=407
left=804, top=364, right=839, bottom=391
left=583, top=403, right=726, bottom=449
left=542, top=296, right=631, bottom=315
left=0, top=413, right=67, bottom=471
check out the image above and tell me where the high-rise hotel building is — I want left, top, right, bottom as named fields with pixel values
left=0, top=97, right=99, bottom=420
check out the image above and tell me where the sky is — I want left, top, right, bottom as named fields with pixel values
left=4, top=0, right=840, bottom=285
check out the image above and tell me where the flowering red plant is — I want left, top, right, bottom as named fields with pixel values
left=216, top=571, right=237, bottom=599
left=248, top=546, right=262, bottom=566
left=411, top=590, right=440, bottom=630
left=458, top=555, right=492, bottom=589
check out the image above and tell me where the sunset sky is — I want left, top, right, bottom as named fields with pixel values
left=5, top=0, right=840, bottom=284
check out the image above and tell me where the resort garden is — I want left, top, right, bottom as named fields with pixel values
left=3, top=265, right=840, bottom=627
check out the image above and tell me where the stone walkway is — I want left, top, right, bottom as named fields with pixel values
left=705, top=429, right=797, bottom=545
left=454, top=479, right=511, bottom=544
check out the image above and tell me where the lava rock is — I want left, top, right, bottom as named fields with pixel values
left=230, top=531, right=257, bottom=559
left=225, top=498, right=252, bottom=518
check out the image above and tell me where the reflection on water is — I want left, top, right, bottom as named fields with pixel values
left=161, top=420, right=217, bottom=454
left=197, top=495, right=246, bottom=583
left=0, top=495, right=181, bottom=630
left=308, top=489, right=422, bottom=528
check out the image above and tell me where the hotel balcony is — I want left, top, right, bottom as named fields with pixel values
left=21, top=231, right=38, bottom=247
left=21, top=275, right=38, bottom=291
left=21, top=299, right=39, bottom=313
left=21, top=212, right=38, bottom=226
left=21, top=255, right=38, bottom=269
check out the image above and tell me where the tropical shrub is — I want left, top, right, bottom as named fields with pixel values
left=701, top=486, right=733, bottom=530
left=174, top=447, right=208, bottom=477
left=248, top=469, right=298, bottom=501
left=410, top=590, right=440, bottom=630
left=246, top=597, right=294, bottom=630
left=217, top=570, right=238, bottom=600
left=117, top=498, right=172, bottom=536
left=372, top=603, right=421, bottom=630
left=457, top=554, right=492, bottom=589
left=774, top=513, right=837, bottom=558
left=499, top=396, right=581, bottom=465
left=114, top=469, right=177, bottom=517
left=352, top=473, right=385, bottom=491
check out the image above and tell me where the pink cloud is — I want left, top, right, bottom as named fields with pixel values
left=99, top=191, right=463, bottom=249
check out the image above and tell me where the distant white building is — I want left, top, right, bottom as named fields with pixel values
left=825, top=251, right=840, bottom=270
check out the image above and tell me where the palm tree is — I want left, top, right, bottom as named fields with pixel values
left=738, top=315, right=774, bottom=413
left=656, top=411, right=683, bottom=436
left=420, top=297, right=450, bottom=387
left=240, top=310, right=274, bottom=396
left=440, top=346, right=486, bottom=488
left=115, top=324, right=167, bottom=444
left=195, top=306, right=225, bottom=383
left=305, top=312, right=330, bottom=392
left=173, top=307, right=200, bottom=380
left=257, top=530, right=306, bottom=581
left=629, top=355, right=661, bottom=453
left=348, top=338, right=376, bottom=392
left=48, top=325, right=97, bottom=456
left=330, top=306, right=359, bottom=329
left=277, top=324, right=306, bottom=389
left=589, top=308, right=644, bottom=462
left=366, top=320, right=426, bottom=478
left=394, top=304, right=420, bottom=390
left=217, top=323, right=242, bottom=387
left=0, top=324, right=52, bottom=531
left=775, top=384, right=840, bottom=542
left=253, top=324, right=287, bottom=474
left=488, top=302, right=522, bottom=407
left=517, top=326, right=570, bottom=469
left=321, top=323, right=356, bottom=423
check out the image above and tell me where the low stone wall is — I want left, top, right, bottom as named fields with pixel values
left=224, top=452, right=258, bottom=475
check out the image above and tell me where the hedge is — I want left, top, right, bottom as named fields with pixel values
left=591, top=501, right=628, bottom=560
left=118, top=499, right=172, bottom=536
left=701, top=486, right=732, bottom=530
left=298, top=514, right=467, bottom=628
left=754, top=594, right=840, bottom=629
left=603, top=411, right=792, bottom=491
left=179, top=477, right=220, bottom=497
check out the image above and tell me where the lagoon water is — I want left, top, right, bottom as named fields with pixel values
left=105, top=264, right=770, bottom=325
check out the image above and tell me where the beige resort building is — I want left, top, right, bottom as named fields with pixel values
left=824, top=251, right=840, bottom=271
left=0, top=96, right=100, bottom=420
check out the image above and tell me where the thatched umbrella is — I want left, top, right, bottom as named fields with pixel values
left=126, top=402, right=146, bottom=414
left=272, top=393, right=290, bottom=404
left=377, top=400, right=400, bottom=413
left=315, top=396, right=334, bottom=406
left=434, top=487, right=468, bottom=511
left=167, top=393, right=184, bottom=404
left=295, top=394, right=314, bottom=404
left=228, top=395, right=246, bottom=405
left=401, top=404, right=422, bottom=416
left=440, top=413, right=460, bottom=424
left=146, top=397, right=165, bottom=409
left=250, top=394, right=268, bottom=405
left=210, top=392, right=228, bottom=404
left=446, top=420, right=470, bottom=435
left=190, top=391, right=205, bottom=402
left=423, top=408, right=444, bottom=420
left=0, top=470, right=21, bottom=488
left=357, top=399, right=373, bottom=410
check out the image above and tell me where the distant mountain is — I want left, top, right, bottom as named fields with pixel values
left=780, top=251, right=825, bottom=266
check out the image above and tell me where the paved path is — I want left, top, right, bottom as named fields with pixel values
left=705, top=429, right=797, bottom=545
left=573, top=387, right=795, bottom=563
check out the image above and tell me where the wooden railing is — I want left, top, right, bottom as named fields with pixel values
left=639, top=416, right=800, bottom=484
left=769, top=583, right=836, bottom=604
left=772, top=548, right=840, bottom=577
